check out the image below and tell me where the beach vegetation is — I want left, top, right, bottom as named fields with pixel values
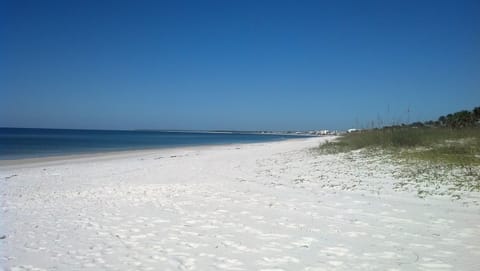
left=317, top=106, right=480, bottom=198
left=320, top=127, right=480, bottom=166
left=319, top=106, right=480, bottom=166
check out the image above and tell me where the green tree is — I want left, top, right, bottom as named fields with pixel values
left=450, top=110, right=474, bottom=128
left=438, top=115, right=446, bottom=126
left=473, top=107, right=480, bottom=121
left=445, top=114, right=454, bottom=127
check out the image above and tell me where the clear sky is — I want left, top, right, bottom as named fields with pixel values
left=1, top=0, right=479, bottom=131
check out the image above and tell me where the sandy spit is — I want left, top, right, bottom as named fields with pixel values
left=1, top=137, right=479, bottom=271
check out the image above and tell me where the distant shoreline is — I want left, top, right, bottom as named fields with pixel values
left=0, top=128, right=313, bottom=161
left=0, top=137, right=310, bottom=168
left=0, top=127, right=318, bottom=135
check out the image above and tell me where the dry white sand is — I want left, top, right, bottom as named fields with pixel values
left=1, top=137, right=479, bottom=271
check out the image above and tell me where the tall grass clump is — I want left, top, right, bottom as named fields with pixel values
left=319, top=127, right=480, bottom=166
left=318, top=126, right=480, bottom=197
left=317, top=106, right=480, bottom=198
left=320, top=127, right=427, bottom=151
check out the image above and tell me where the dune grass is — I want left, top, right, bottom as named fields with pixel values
left=320, top=127, right=480, bottom=166
left=318, top=127, right=480, bottom=198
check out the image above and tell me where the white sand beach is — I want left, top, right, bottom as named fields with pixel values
left=1, top=137, right=479, bottom=271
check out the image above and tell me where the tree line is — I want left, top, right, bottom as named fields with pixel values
left=413, top=107, right=480, bottom=129
left=383, top=106, right=480, bottom=130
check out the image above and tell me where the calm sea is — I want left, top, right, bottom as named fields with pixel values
left=0, top=128, right=304, bottom=160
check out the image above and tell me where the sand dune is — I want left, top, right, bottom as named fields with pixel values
left=1, top=137, right=479, bottom=270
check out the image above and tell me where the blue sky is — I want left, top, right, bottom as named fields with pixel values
left=1, top=0, right=479, bottom=131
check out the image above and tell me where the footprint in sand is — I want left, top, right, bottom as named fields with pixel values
left=258, top=256, right=300, bottom=267
left=213, top=257, right=244, bottom=270
left=419, top=262, right=453, bottom=270
left=11, top=266, right=48, bottom=271
left=319, top=246, right=350, bottom=257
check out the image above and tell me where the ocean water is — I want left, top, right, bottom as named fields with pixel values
left=0, top=128, right=303, bottom=160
